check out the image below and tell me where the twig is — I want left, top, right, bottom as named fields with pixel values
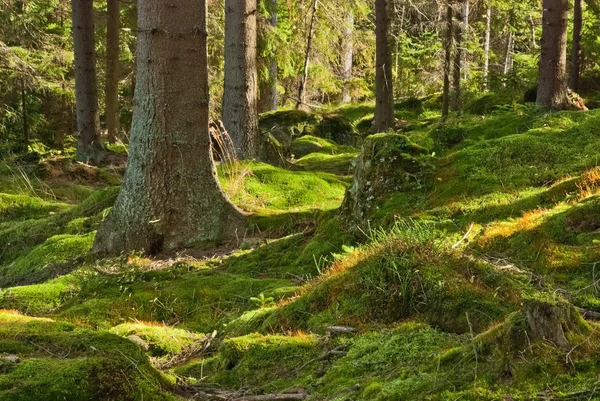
left=452, top=222, right=474, bottom=249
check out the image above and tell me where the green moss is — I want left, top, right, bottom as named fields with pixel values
left=290, top=135, right=356, bottom=158
left=0, top=193, right=71, bottom=223
left=0, top=311, right=176, bottom=401
left=0, top=275, right=77, bottom=314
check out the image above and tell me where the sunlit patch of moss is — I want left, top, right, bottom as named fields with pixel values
left=290, top=135, right=356, bottom=159
left=295, top=152, right=358, bottom=175
left=0, top=311, right=176, bottom=401
left=0, top=193, right=71, bottom=223
left=0, top=275, right=77, bottom=315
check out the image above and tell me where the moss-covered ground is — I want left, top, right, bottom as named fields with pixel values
left=3, top=101, right=600, bottom=399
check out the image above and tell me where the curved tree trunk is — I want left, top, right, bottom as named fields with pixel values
left=258, top=0, right=278, bottom=113
left=93, top=0, right=246, bottom=256
left=105, top=0, right=120, bottom=144
left=441, top=2, right=453, bottom=121
left=222, top=0, right=259, bottom=159
left=340, top=10, right=354, bottom=104
left=570, top=0, right=583, bottom=92
left=372, top=0, right=394, bottom=133
left=537, top=0, right=569, bottom=110
left=71, top=0, right=103, bottom=163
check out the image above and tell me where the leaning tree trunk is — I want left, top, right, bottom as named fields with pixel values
left=105, top=0, right=120, bottom=144
left=93, top=0, right=246, bottom=256
left=222, top=0, right=259, bottom=159
left=441, top=2, right=453, bottom=121
left=296, top=0, right=318, bottom=110
left=503, top=29, right=513, bottom=75
left=71, top=0, right=103, bottom=163
left=483, top=3, right=491, bottom=90
left=257, top=0, right=278, bottom=113
left=570, top=0, right=583, bottom=92
left=537, top=0, right=569, bottom=110
left=372, top=0, right=394, bottom=133
left=340, top=10, right=354, bottom=104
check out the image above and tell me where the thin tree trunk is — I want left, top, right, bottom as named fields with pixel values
left=529, top=14, right=538, bottom=49
left=441, top=2, right=453, bottom=121
left=296, top=0, right=318, bottom=110
left=483, top=3, right=491, bottom=90
left=504, top=30, right=513, bottom=75
left=105, top=0, right=120, bottom=144
left=71, top=0, right=103, bottom=163
left=257, top=0, right=278, bottom=113
left=20, top=77, right=28, bottom=152
left=340, top=10, right=354, bottom=104
left=451, top=0, right=465, bottom=112
left=570, top=0, right=583, bottom=92
left=223, top=0, right=259, bottom=159
left=537, top=0, right=569, bottom=109
left=372, top=0, right=394, bottom=133
left=93, top=0, right=245, bottom=256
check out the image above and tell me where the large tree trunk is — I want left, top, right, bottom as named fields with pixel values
left=570, top=0, right=583, bottom=92
left=257, top=0, right=278, bottom=113
left=441, top=2, right=453, bottom=121
left=296, top=0, right=318, bottom=110
left=93, top=0, right=245, bottom=256
left=105, top=0, right=120, bottom=144
left=340, top=10, right=354, bottom=104
left=372, top=0, right=394, bottom=133
left=537, top=0, right=569, bottom=110
left=483, top=3, right=491, bottom=90
left=71, top=0, right=103, bottom=163
left=222, top=0, right=259, bottom=159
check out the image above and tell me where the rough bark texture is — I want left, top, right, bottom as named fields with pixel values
left=503, top=30, right=513, bottom=75
left=93, top=0, right=245, bottom=256
left=441, top=3, right=453, bottom=121
left=222, top=0, right=259, bottom=159
left=537, top=0, right=569, bottom=110
left=570, top=0, right=583, bottom=92
left=71, top=0, right=103, bottom=162
left=483, top=4, right=491, bottom=90
left=340, top=11, right=354, bottom=104
left=257, top=0, right=278, bottom=113
left=296, top=0, right=318, bottom=110
left=105, top=0, right=120, bottom=144
left=372, top=0, right=394, bottom=133
left=451, top=0, right=465, bottom=112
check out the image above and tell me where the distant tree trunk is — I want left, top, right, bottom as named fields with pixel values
left=372, top=0, right=394, bottom=133
left=537, top=0, right=569, bottom=110
left=451, top=0, right=466, bottom=111
left=257, top=0, right=278, bottom=113
left=570, top=0, right=583, bottom=92
left=105, top=0, right=120, bottom=144
left=296, top=0, right=318, bottom=110
left=441, top=2, right=453, bottom=121
left=20, top=77, right=29, bottom=152
left=71, top=0, right=103, bottom=163
left=483, top=3, right=491, bottom=90
left=93, top=0, right=245, bottom=256
left=529, top=14, right=538, bottom=49
left=340, top=10, right=354, bottom=104
left=222, top=0, right=259, bottom=159
left=503, top=30, right=513, bottom=75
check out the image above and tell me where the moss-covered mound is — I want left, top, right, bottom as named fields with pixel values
left=0, top=311, right=176, bottom=401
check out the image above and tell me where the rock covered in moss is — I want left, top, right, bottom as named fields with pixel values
left=312, top=114, right=359, bottom=146
left=259, top=110, right=319, bottom=151
left=341, top=134, right=433, bottom=221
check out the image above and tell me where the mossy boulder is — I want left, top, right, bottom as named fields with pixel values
left=259, top=110, right=319, bottom=151
left=312, top=114, right=359, bottom=146
left=341, top=134, right=433, bottom=221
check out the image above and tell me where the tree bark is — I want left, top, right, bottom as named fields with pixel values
left=503, top=30, right=513, bottom=75
left=105, top=0, right=120, bottom=144
left=570, top=0, right=583, bottom=92
left=483, top=3, right=491, bottom=90
left=71, top=0, right=103, bottom=163
left=296, top=0, right=318, bottom=110
left=93, top=0, right=246, bottom=256
left=20, top=77, right=29, bottom=152
left=340, top=10, right=354, bottom=104
left=451, top=0, right=466, bottom=112
left=372, top=0, right=394, bottom=133
left=441, top=2, right=453, bottom=121
left=257, top=0, right=278, bottom=113
left=222, top=0, right=259, bottom=159
left=537, top=0, right=569, bottom=110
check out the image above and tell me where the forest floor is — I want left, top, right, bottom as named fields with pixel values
left=2, top=99, right=600, bottom=400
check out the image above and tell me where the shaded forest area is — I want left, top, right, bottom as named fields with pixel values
left=2, top=0, right=600, bottom=400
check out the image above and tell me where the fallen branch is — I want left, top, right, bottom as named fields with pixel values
left=325, top=326, right=357, bottom=336
left=577, top=307, right=600, bottom=321
left=452, top=222, right=474, bottom=249
left=154, top=330, right=217, bottom=370
left=295, top=345, right=349, bottom=374
left=177, top=388, right=307, bottom=401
